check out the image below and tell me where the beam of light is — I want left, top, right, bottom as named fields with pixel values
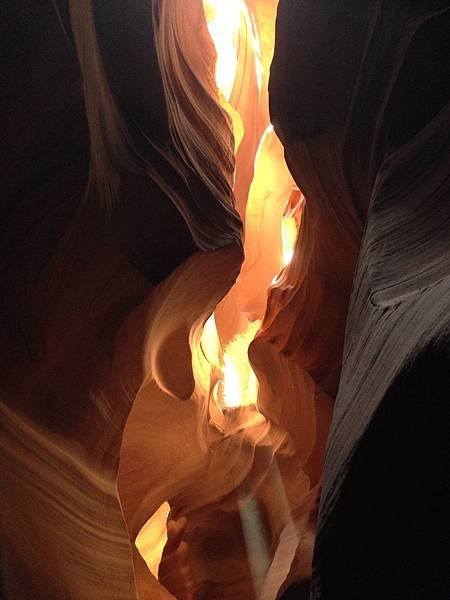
left=238, top=495, right=271, bottom=597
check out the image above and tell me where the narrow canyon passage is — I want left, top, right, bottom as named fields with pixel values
left=119, top=2, right=335, bottom=597
left=1, top=1, right=449, bottom=599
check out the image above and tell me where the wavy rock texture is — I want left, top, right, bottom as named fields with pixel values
left=5, top=0, right=447, bottom=598
left=2, top=0, right=332, bottom=597
left=1, top=1, right=241, bottom=598
left=116, top=2, right=333, bottom=597
left=270, top=2, right=450, bottom=597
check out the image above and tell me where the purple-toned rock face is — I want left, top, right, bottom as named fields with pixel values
left=270, top=2, right=450, bottom=598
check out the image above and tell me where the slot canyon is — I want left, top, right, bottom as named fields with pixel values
left=1, top=1, right=449, bottom=599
